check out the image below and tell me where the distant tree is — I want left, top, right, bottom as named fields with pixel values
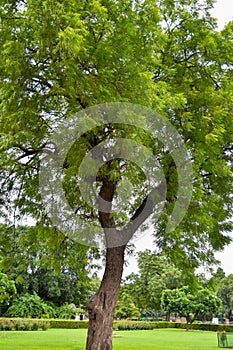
left=0, top=224, right=100, bottom=306
left=213, top=268, right=226, bottom=282
left=115, top=290, right=140, bottom=319
left=196, top=267, right=226, bottom=292
left=217, top=274, right=233, bottom=321
left=123, top=250, right=186, bottom=314
left=0, top=272, right=16, bottom=305
left=161, top=287, right=222, bottom=330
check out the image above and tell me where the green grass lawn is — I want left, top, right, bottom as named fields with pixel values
left=0, top=328, right=219, bottom=350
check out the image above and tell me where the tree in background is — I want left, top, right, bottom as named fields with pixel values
left=0, top=224, right=100, bottom=308
left=161, top=287, right=222, bottom=330
left=0, top=272, right=16, bottom=305
left=115, top=290, right=140, bottom=320
left=122, top=250, right=185, bottom=317
left=202, top=268, right=233, bottom=321
left=1, top=1, right=233, bottom=349
left=0, top=272, right=16, bottom=316
left=197, top=267, right=226, bottom=291
left=217, top=274, right=233, bottom=321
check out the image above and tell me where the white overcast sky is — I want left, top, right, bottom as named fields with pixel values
left=211, top=0, right=233, bottom=29
left=123, top=0, right=233, bottom=278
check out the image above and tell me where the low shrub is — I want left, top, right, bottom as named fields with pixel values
left=0, top=318, right=50, bottom=331
left=0, top=318, right=87, bottom=330
left=15, top=321, right=24, bottom=331
left=151, top=322, right=172, bottom=329
left=117, top=322, right=154, bottom=331
left=113, top=320, right=233, bottom=332
left=4, top=293, right=56, bottom=319
left=49, top=320, right=88, bottom=329
left=23, top=322, right=32, bottom=331
left=41, top=321, right=50, bottom=331
left=32, top=322, right=40, bottom=331
left=0, top=319, right=14, bottom=331
left=56, top=304, right=77, bottom=320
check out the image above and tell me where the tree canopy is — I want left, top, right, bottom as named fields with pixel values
left=1, top=0, right=232, bottom=264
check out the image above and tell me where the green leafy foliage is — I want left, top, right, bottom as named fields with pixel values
left=115, top=291, right=140, bottom=319
left=121, top=250, right=186, bottom=313
left=49, top=319, right=88, bottom=329
left=161, top=287, right=222, bottom=329
left=0, top=318, right=50, bottom=331
left=217, top=274, right=233, bottom=320
left=113, top=320, right=233, bottom=332
left=0, top=0, right=232, bottom=273
left=4, top=293, right=56, bottom=319
left=0, top=224, right=100, bottom=307
left=117, top=322, right=154, bottom=331
left=56, top=303, right=77, bottom=320
left=0, top=272, right=16, bottom=304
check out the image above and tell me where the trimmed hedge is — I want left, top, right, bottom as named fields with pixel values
left=1, top=318, right=233, bottom=332
left=49, top=320, right=88, bottom=329
left=116, top=322, right=154, bottom=331
left=0, top=318, right=50, bottom=331
left=0, top=318, right=88, bottom=330
left=113, top=321, right=233, bottom=332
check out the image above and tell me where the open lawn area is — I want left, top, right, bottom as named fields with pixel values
left=0, top=328, right=220, bottom=350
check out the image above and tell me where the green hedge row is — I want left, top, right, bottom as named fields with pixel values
left=116, top=322, right=154, bottom=331
left=0, top=318, right=88, bottom=330
left=49, top=320, right=88, bottom=329
left=113, top=321, right=233, bottom=332
left=0, top=318, right=50, bottom=331
left=1, top=318, right=233, bottom=332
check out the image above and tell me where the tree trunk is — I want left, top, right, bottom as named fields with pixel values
left=185, top=314, right=197, bottom=331
left=85, top=171, right=158, bottom=349
left=86, top=245, right=125, bottom=350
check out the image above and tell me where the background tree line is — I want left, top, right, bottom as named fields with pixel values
left=115, top=250, right=233, bottom=324
left=1, top=231, right=232, bottom=325
left=0, top=224, right=101, bottom=318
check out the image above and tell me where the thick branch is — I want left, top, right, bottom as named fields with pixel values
left=98, top=178, right=117, bottom=229
left=121, top=183, right=165, bottom=243
left=98, top=177, right=120, bottom=248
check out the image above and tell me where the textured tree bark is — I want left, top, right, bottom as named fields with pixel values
left=165, top=311, right=170, bottom=321
left=85, top=170, right=163, bottom=349
left=86, top=245, right=125, bottom=350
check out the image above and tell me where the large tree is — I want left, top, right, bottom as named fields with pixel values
left=1, top=1, right=233, bottom=349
